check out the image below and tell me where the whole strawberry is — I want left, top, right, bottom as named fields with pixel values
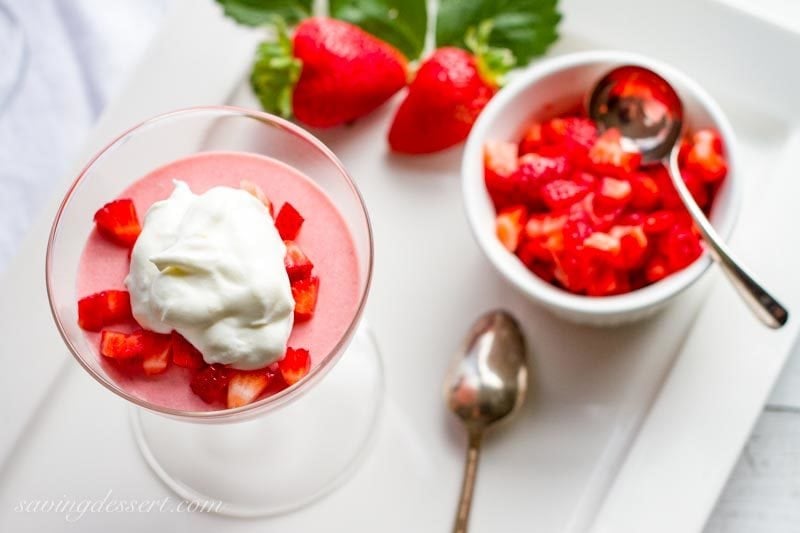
left=389, top=47, right=495, bottom=154
left=388, top=24, right=513, bottom=154
left=251, top=17, right=408, bottom=128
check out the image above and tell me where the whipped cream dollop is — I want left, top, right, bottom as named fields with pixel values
left=125, top=181, right=294, bottom=370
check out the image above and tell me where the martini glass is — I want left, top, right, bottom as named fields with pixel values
left=46, top=107, right=382, bottom=516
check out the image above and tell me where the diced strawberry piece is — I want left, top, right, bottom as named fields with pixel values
left=519, top=123, right=544, bottom=155
left=284, top=241, right=314, bottom=282
left=648, top=164, right=683, bottom=209
left=78, top=290, right=132, bottom=331
left=279, top=347, right=311, bottom=385
left=693, top=128, right=724, bottom=154
left=517, top=239, right=553, bottom=265
left=292, top=276, right=319, bottom=322
left=275, top=203, right=305, bottom=240
left=171, top=332, right=206, bottom=369
left=240, top=180, right=274, bottom=217
left=645, top=255, right=670, bottom=282
left=573, top=171, right=598, bottom=188
left=629, top=173, right=661, bottom=210
left=597, top=177, right=632, bottom=209
left=100, top=329, right=146, bottom=360
left=562, top=217, right=594, bottom=250
left=518, top=153, right=570, bottom=182
left=495, top=206, right=527, bottom=252
left=610, top=225, right=648, bottom=269
left=643, top=211, right=677, bottom=234
left=553, top=250, right=590, bottom=293
left=142, top=331, right=172, bottom=375
left=542, top=117, right=597, bottom=162
left=506, top=153, right=571, bottom=208
left=583, top=232, right=621, bottom=264
left=586, top=266, right=628, bottom=297
left=525, top=214, right=567, bottom=240
left=191, top=364, right=234, bottom=405
left=540, top=179, right=590, bottom=210
left=227, top=371, right=270, bottom=408
left=588, top=128, right=642, bottom=176
left=93, top=199, right=141, bottom=247
left=484, top=141, right=519, bottom=178
left=661, top=226, right=703, bottom=270
left=484, top=141, right=520, bottom=208
left=681, top=169, right=710, bottom=208
left=528, top=261, right=556, bottom=283
left=574, top=193, right=622, bottom=231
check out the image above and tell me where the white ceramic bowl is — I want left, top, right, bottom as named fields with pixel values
left=462, top=50, right=741, bottom=325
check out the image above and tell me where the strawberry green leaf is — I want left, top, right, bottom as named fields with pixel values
left=215, top=0, right=312, bottom=26
left=330, top=0, right=427, bottom=60
left=250, top=20, right=302, bottom=117
left=436, top=0, right=561, bottom=66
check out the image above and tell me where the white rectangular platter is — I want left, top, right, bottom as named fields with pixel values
left=1, top=0, right=800, bottom=532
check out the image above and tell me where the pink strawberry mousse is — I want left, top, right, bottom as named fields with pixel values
left=78, top=151, right=361, bottom=411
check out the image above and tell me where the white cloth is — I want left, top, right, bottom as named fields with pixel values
left=0, top=0, right=169, bottom=273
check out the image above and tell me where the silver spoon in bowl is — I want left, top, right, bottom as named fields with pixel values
left=588, top=65, right=788, bottom=328
left=444, top=310, right=528, bottom=533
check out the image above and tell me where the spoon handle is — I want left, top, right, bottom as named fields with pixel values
left=668, top=149, right=789, bottom=328
left=453, top=430, right=483, bottom=533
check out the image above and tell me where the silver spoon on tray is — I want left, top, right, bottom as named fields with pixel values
left=444, top=310, right=528, bottom=533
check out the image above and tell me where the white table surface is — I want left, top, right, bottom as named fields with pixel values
left=1, top=0, right=799, bottom=531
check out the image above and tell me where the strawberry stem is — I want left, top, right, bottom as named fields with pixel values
left=249, top=17, right=302, bottom=118
left=465, top=20, right=516, bottom=88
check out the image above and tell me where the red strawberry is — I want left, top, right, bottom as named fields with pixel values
left=100, top=329, right=146, bottom=360
left=142, top=331, right=172, bottom=375
left=389, top=48, right=496, bottom=154
left=227, top=371, right=270, bottom=408
left=191, top=364, right=234, bottom=405
left=94, top=199, right=141, bottom=247
left=275, top=202, right=304, bottom=240
left=525, top=214, right=568, bottom=240
left=681, top=169, right=710, bottom=208
left=279, top=348, right=311, bottom=385
left=240, top=180, right=274, bottom=216
left=484, top=141, right=519, bottom=208
left=540, top=179, right=590, bottom=211
left=610, top=225, right=648, bottom=269
left=519, top=123, right=544, bottom=155
left=291, top=18, right=408, bottom=128
left=588, top=128, right=642, bottom=176
left=629, top=173, right=661, bottom=210
left=291, top=276, right=319, bottom=322
left=485, top=141, right=519, bottom=177
left=583, top=232, right=622, bottom=264
left=171, top=332, right=206, bottom=369
left=495, top=205, right=527, bottom=252
left=284, top=241, right=314, bottom=281
left=78, top=290, right=132, bottom=331
left=684, top=129, right=727, bottom=182
left=661, top=225, right=703, bottom=270
left=541, top=117, right=597, bottom=162
left=645, top=255, right=670, bottom=282
left=643, top=211, right=677, bottom=234
left=511, top=153, right=570, bottom=207
left=597, top=177, right=633, bottom=209
left=586, top=266, right=628, bottom=296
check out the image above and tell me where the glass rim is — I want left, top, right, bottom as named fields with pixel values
left=45, top=105, right=375, bottom=421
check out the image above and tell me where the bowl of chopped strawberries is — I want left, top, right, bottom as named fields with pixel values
left=462, top=51, right=740, bottom=324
